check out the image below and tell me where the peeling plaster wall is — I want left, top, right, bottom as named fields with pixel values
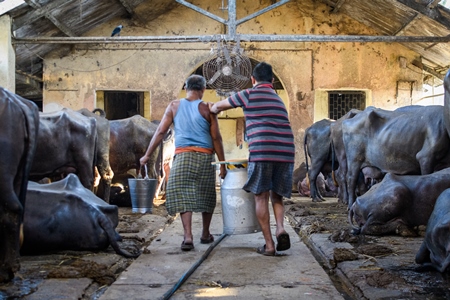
left=43, top=0, right=423, bottom=167
left=44, top=47, right=210, bottom=117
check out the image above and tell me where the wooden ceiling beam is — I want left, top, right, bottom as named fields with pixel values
left=320, top=0, right=337, bottom=7
left=393, top=13, right=420, bottom=36
left=395, top=0, right=450, bottom=30
left=320, top=0, right=450, bottom=30
left=411, top=59, right=445, bottom=80
left=30, top=62, right=43, bottom=74
left=13, top=0, right=68, bottom=31
left=15, top=71, right=42, bottom=93
left=17, top=89, right=43, bottom=99
left=427, top=0, right=442, bottom=9
left=23, top=0, right=39, bottom=8
left=20, top=0, right=75, bottom=36
left=44, top=13, right=76, bottom=37
left=116, top=0, right=134, bottom=14
left=332, top=0, right=346, bottom=13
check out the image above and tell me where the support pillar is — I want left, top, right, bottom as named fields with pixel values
left=0, top=15, right=15, bottom=92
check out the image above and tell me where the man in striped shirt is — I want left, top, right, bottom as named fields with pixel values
left=210, top=62, right=295, bottom=256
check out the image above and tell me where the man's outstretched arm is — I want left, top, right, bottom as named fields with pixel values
left=209, top=99, right=233, bottom=114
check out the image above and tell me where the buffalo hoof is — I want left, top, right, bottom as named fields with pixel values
left=338, top=198, right=348, bottom=206
left=0, top=268, right=14, bottom=283
left=351, top=228, right=361, bottom=235
left=414, top=264, right=437, bottom=273
left=312, top=197, right=325, bottom=203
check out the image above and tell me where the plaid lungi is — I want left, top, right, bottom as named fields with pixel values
left=165, top=151, right=216, bottom=216
left=243, top=162, right=293, bottom=198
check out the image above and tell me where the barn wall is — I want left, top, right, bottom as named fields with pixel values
left=43, top=0, right=423, bottom=167
left=0, top=15, right=15, bottom=92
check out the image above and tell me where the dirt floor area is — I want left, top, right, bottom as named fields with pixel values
left=2, top=194, right=450, bottom=299
left=0, top=198, right=174, bottom=300
left=284, top=196, right=450, bottom=300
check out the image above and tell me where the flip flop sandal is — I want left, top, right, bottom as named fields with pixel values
left=200, top=234, right=214, bottom=244
left=256, top=245, right=276, bottom=256
left=276, top=232, right=291, bottom=251
left=181, top=241, right=195, bottom=251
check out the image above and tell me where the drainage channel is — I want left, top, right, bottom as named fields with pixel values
left=286, top=212, right=357, bottom=300
left=299, top=233, right=358, bottom=300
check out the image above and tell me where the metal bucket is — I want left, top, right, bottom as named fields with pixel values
left=220, top=162, right=261, bottom=235
left=128, top=165, right=157, bottom=214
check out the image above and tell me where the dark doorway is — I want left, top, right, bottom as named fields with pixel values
left=328, top=91, right=366, bottom=120
left=104, top=91, right=144, bottom=120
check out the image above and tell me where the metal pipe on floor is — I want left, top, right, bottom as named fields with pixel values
left=160, top=233, right=229, bottom=300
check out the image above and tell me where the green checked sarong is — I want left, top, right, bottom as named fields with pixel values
left=165, top=152, right=216, bottom=216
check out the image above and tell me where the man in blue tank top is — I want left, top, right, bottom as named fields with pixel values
left=140, top=75, right=227, bottom=251
left=209, top=62, right=294, bottom=256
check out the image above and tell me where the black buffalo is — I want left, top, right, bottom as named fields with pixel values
left=109, top=116, right=174, bottom=201
left=444, top=69, right=450, bottom=142
left=292, top=162, right=307, bottom=192
left=329, top=109, right=361, bottom=204
left=109, top=115, right=159, bottom=178
left=416, top=188, right=450, bottom=272
left=78, top=108, right=114, bottom=202
left=303, top=119, right=336, bottom=202
left=349, top=168, right=450, bottom=236
left=0, top=88, right=39, bottom=283
left=30, top=108, right=98, bottom=190
left=297, top=172, right=338, bottom=198
left=343, top=105, right=450, bottom=208
left=302, top=109, right=368, bottom=203
left=22, top=174, right=139, bottom=258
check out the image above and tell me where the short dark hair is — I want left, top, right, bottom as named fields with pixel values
left=185, top=75, right=206, bottom=91
left=252, top=62, right=273, bottom=82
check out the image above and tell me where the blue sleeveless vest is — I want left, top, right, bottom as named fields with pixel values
left=174, top=99, right=213, bottom=149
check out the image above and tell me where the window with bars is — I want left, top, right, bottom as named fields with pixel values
left=328, top=91, right=366, bottom=120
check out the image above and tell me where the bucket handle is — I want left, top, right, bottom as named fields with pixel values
left=139, top=164, right=150, bottom=180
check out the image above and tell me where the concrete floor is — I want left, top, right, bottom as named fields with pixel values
left=99, top=195, right=345, bottom=300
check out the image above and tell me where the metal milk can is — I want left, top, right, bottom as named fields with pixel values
left=220, top=163, right=261, bottom=235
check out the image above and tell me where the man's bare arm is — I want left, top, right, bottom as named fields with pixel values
left=209, top=99, right=233, bottom=114
left=140, top=102, right=175, bottom=166
left=209, top=112, right=227, bottom=179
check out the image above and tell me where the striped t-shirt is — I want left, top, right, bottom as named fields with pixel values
left=227, top=83, right=295, bottom=163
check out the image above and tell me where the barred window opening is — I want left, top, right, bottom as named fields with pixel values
left=328, top=91, right=366, bottom=120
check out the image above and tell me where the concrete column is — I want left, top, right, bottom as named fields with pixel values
left=0, top=15, right=15, bottom=92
